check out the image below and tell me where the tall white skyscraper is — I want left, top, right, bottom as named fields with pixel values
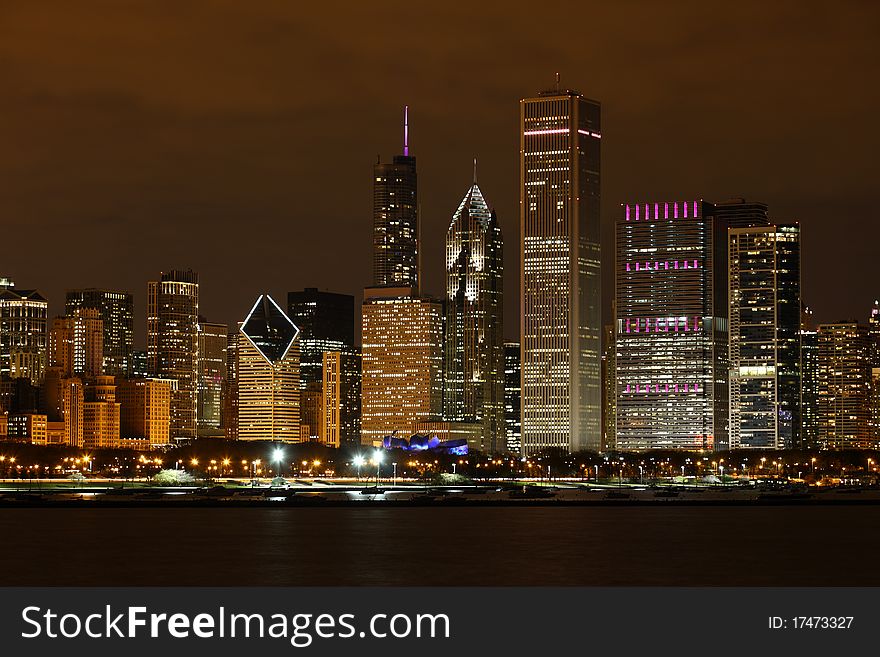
left=519, top=86, right=601, bottom=454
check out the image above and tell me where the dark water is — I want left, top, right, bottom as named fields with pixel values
left=1, top=506, right=877, bottom=586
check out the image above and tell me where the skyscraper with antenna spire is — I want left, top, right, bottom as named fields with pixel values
left=372, top=106, right=419, bottom=290
left=361, top=107, right=444, bottom=446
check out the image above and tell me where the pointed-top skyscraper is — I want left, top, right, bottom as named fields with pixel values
left=373, top=106, right=419, bottom=290
left=444, top=166, right=505, bottom=452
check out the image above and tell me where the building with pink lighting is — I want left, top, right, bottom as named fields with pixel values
left=614, top=200, right=727, bottom=451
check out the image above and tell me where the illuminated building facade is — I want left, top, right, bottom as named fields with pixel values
left=118, top=378, right=172, bottom=447
left=130, top=351, right=149, bottom=378
left=83, top=375, right=121, bottom=450
left=287, top=288, right=355, bottom=440
left=224, top=329, right=239, bottom=440
left=602, top=323, right=616, bottom=451
left=444, top=179, right=505, bottom=453
left=322, top=349, right=361, bottom=448
left=147, top=269, right=199, bottom=441
left=800, top=327, right=820, bottom=448
left=728, top=225, right=801, bottom=449
left=373, top=108, right=419, bottom=289
left=197, top=319, right=227, bottom=436
left=817, top=322, right=873, bottom=448
left=0, top=279, right=48, bottom=386
left=7, top=413, right=47, bottom=444
left=42, top=368, right=84, bottom=447
left=361, top=287, right=443, bottom=446
left=615, top=200, right=727, bottom=451
left=65, top=289, right=134, bottom=377
left=237, top=294, right=301, bottom=442
left=48, top=308, right=103, bottom=378
left=504, top=342, right=521, bottom=454
left=520, top=88, right=601, bottom=454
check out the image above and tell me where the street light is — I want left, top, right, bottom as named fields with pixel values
left=273, top=448, right=284, bottom=478
left=372, top=450, right=384, bottom=485
left=353, top=455, right=366, bottom=480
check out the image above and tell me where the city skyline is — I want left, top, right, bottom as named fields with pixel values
left=1, top=3, right=877, bottom=343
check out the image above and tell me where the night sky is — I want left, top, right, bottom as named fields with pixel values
left=1, top=1, right=877, bottom=345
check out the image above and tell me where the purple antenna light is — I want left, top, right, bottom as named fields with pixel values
left=404, top=105, right=409, bottom=156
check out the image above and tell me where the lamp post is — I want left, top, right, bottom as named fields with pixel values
left=353, top=455, right=365, bottom=481
left=373, top=450, right=384, bottom=486
left=392, top=462, right=397, bottom=487
left=273, top=447, right=284, bottom=478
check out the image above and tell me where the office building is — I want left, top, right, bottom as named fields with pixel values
left=147, top=269, right=199, bottom=441
left=728, top=225, right=801, bottom=449
left=118, top=378, right=172, bottom=447
left=602, top=323, right=616, bottom=451
left=237, top=294, right=301, bottom=442
left=615, top=200, right=727, bottom=451
left=0, top=278, right=48, bottom=386
left=373, top=107, right=419, bottom=289
left=503, top=342, right=521, bottom=454
left=42, top=368, right=84, bottom=448
left=48, top=308, right=103, bottom=378
left=361, top=287, right=443, bottom=446
left=197, top=319, right=227, bottom=436
left=444, top=178, right=505, bottom=453
left=800, top=327, right=820, bottom=448
left=520, top=86, right=601, bottom=454
left=287, top=289, right=355, bottom=440
left=7, top=413, right=47, bottom=444
left=82, top=375, right=121, bottom=450
left=224, top=329, right=239, bottom=440
left=322, top=349, right=361, bottom=448
left=817, top=322, right=873, bottom=448
left=66, top=289, right=134, bottom=377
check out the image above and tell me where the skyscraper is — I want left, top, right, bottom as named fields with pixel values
left=800, top=325, right=820, bottom=449
left=237, top=294, right=301, bottom=442
left=48, top=308, right=103, bottom=378
left=224, top=329, right=239, bottom=440
left=0, top=278, right=48, bottom=386
left=503, top=342, right=521, bottom=454
left=65, top=289, right=134, bottom=377
left=373, top=107, right=419, bottom=290
left=728, top=225, right=801, bottom=449
left=602, top=322, right=616, bottom=451
left=443, top=177, right=505, bottom=453
left=286, top=289, right=355, bottom=386
left=117, top=378, right=172, bottom=447
left=322, top=349, right=361, bottom=448
left=197, top=319, right=228, bottom=436
left=615, top=200, right=727, bottom=451
left=520, top=86, right=601, bottom=454
left=287, top=288, right=355, bottom=440
left=147, top=269, right=199, bottom=441
left=82, top=375, right=120, bottom=450
left=817, top=322, right=873, bottom=448
left=361, top=288, right=443, bottom=446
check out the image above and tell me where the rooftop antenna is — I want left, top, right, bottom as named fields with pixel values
left=473, top=157, right=478, bottom=185
left=404, top=105, right=409, bottom=156
left=555, top=72, right=560, bottom=91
